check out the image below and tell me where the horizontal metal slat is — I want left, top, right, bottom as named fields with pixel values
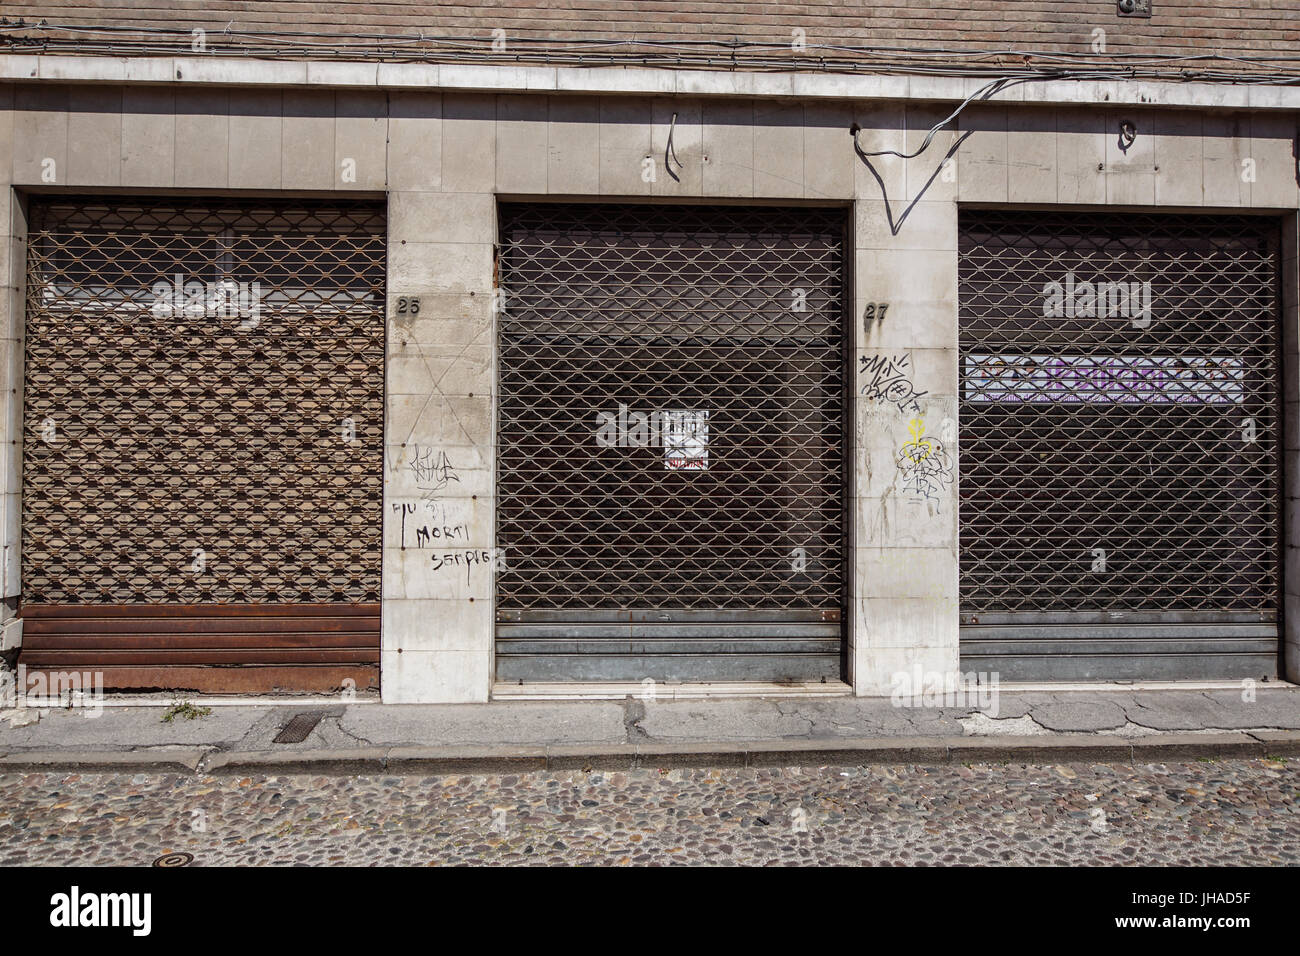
left=23, top=617, right=380, bottom=637
left=497, top=623, right=841, bottom=640
left=961, top=639, right=1278, bottom=659
left=21, top=648, right=379, bottom=666
left=21, top=603, right=382, bottom=619
left=496, top=639, right=842, bottom=656
left=501, top=608, right=840, bottom=623
left=958, top=653, right=1277, bottom=682
left=961, top=610, right=1275, bottom=626
left=19, top=665, right=379, bottom=694
left=20, top=604, right=381, bottom=659
left=24, top=632, right=381, bottom=651
left=496, top=654, right=840, bottom=683
left=960, top=623, right=1278, bottom=642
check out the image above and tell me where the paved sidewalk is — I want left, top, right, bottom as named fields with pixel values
left=1, top=686, right=1298, bottom=773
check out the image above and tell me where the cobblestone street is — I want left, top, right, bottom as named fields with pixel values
left=0, top=757, right=1294, bottom=866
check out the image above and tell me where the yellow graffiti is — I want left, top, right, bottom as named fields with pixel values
left=899, top=417, right=936, bottom=465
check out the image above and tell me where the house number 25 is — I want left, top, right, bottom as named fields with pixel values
left=395, top=296, right=421, bottom=315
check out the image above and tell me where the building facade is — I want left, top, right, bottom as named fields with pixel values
left=0, top=4, right=1297, bottom=703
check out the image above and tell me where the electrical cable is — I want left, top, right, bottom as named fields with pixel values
left=666, top=111, right=684, bottom=180
left=850, top=72, right=1151, bottom=161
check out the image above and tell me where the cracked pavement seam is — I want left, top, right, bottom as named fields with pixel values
left=622, top=699, right=649, bottom=741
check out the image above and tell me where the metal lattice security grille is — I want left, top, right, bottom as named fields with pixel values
left=495, top=203, right=847, bottom=682
left=23, top=198, right=386, bottom=606
left=958, top=211, right=1280, bottom=681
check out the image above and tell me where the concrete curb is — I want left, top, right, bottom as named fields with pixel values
left=0, top=749, right=205, bottom=773
left=0, top=730, right=1296, bottom=774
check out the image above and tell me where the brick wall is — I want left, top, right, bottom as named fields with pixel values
left=2, top=2, right=1299, bottom=71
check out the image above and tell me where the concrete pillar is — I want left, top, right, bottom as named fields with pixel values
left=381, top=174, right=497, bottom=702
left=1251, top=120, right=1299, bottom=685
left=850, top=108, right=961, bottom=695
left=1, top=86, right=21, bottom=644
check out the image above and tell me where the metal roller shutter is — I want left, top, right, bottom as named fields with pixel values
left=20, top=198, right=386, bottom=693
left=958, top=210, right=1281, bottom=681
left=495, top=203, right=849, bottom=682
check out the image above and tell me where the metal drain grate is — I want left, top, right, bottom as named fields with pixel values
left=273, top=711, right=326, bottom=744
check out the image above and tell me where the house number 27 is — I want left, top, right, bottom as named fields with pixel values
left=862, top=301, right=890, bottom=330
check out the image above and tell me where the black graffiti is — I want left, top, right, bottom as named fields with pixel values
left=393, top=501, right=469, bottom=550
left=896, top=418, right=954, bottom=506
left=410, top=445, right=459, bottom=495
left=394, top=502, right=416, bottom=551
left=431, top=549, right=495, bottom=584
left=861, top=353, right=928, bottom=412
left=414, top=523, right=469, bottom=547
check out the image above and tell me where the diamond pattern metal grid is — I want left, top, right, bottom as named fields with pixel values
left=23, top=198, right=386, bottom=604
left=958, top=211, right=1279, bottom=616
left=496, top=203, right=847, bottom=612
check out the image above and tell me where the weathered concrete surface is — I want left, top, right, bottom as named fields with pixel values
left=0, top=687, right=1296, bottom=771
left=337, top=701, right=628, bottom=747
left=0, top=705, right=272, bottom=749
left=1022, top=699, right=1130, bottom=732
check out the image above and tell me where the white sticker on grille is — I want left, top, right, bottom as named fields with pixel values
left=663, top=409, right=709, bottom=471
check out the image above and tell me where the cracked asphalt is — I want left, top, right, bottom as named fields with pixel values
left=0, top=757, right=1294, bottom=865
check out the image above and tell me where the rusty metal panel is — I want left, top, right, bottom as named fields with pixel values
left=957, top=210, right=1281, bottom=680
left=495, top=203, right=848, bottom=682
left=20, top=197, right=385, bottom=690
left=20, top=665, right=379, bottom=695
left=21, top=604, right=380, bottom=666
